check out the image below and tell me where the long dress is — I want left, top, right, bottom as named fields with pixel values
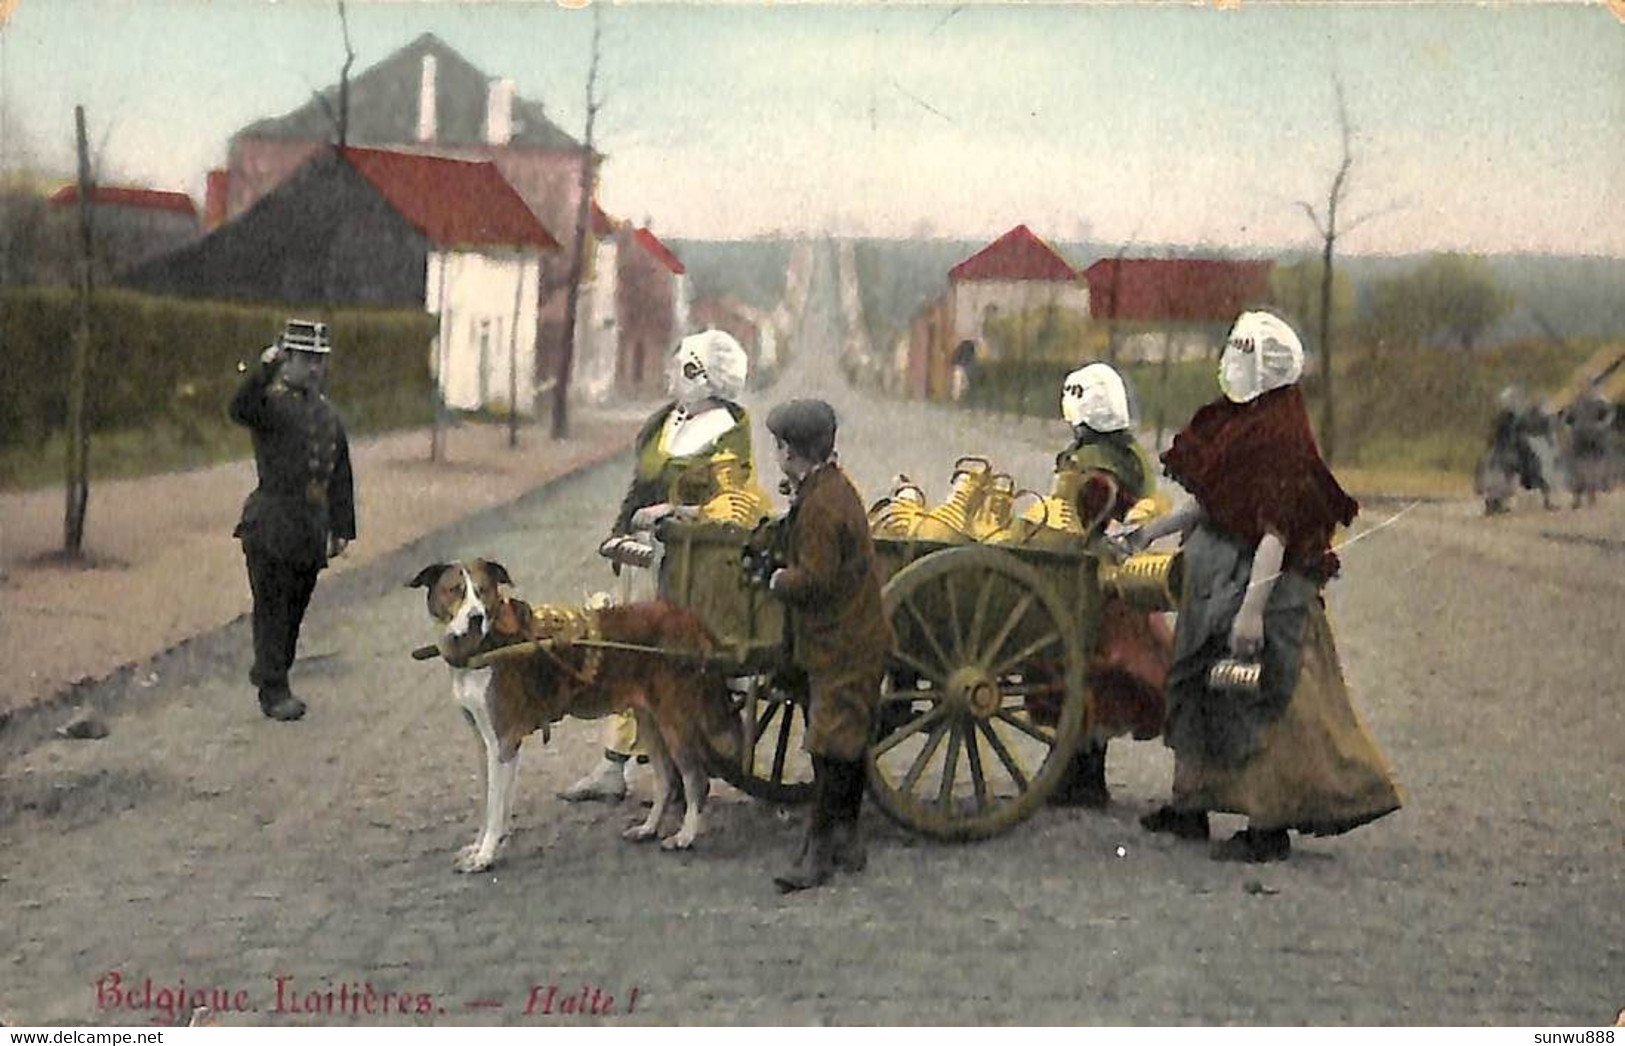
left=1159, top=386, right=1403, bottom=834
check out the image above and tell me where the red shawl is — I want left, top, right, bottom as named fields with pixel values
left=1161, top=386, right=1358, bottom=578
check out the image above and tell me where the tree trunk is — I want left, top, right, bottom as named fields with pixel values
left=64, top=105, right=93, bottom=556
left=552, top=12, right=601, bottom=441
left=1318, top=235, right=1337, bottom=463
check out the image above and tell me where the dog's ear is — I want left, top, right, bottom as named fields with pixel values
left=481, top=559, right=514, bottom=587
left=408, top=563, right=450, bottom=589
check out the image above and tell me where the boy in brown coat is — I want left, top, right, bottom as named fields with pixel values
left=765, top=399, right=893, bottom=892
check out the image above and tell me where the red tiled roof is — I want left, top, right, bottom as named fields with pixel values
left=949, top=225, right=1078, bottom=282
left=1083, top=257, right=1274, bottom=322
left=338, top=146, right=558, bottom=250
left=591, top=202, right=619, bottom=238
left=47, top=184, right=198, bottom=218
left=633, top=227, right=685, bottom=275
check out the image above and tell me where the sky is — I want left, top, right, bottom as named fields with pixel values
left=2, top=0, right=1621, bottom=256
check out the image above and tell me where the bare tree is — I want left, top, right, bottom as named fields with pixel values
left=64, top=105, right=94, bottom=556
left=1295, top=75, right=1399, bottom=463
left=552, top=6, right=603, bottom=441
left=311, top=2, right=356, bottom=147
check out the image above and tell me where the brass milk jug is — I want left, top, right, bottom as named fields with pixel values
left=968, top=472, right=1019, bottom=542
left=1020, top=467, right=1087, bottom=535
left=698, top=451, right=771, bottom=528
left=913, top=455, right=993, bottom=543
left=868, top=476, right=929, bottom=539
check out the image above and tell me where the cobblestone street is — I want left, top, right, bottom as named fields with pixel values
left=3, top=248, right=1622, bottom=1026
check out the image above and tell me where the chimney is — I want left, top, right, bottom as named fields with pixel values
left=204, top=169, right=229, bottom=231
left=417, top=54, right=438, bottom=143
left=485, top=78, right=514, bottom=147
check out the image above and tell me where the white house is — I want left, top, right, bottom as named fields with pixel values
left=334, top=148, right=561, bottom=415
left=945, top=224, right=1090, bottom=357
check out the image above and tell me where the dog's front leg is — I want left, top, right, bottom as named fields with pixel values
left=455, top=676, right=515, bottom=873
left=661, top=758, right=709, bottom=852
left=623, top=718, right=671, bottom=843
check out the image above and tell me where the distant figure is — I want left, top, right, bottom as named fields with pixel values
left=950, top=340, right=977, bottom=403
left=229, top=320, right=355, bottom=722
left=1476, top=386, right=1556, bottom=514
left=1561, top=388, right=1615, bottom=508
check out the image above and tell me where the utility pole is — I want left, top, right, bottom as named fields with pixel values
left=552, top=5, right=602, bottom=441
left=64, top=105, right=93, bottom=556
left=508, top=254, right=525, bottom=448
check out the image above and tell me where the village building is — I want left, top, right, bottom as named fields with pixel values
left=1083, top=257, right=1274, bottom=362
left=128, top=147, right=558, bottom=415
left=903, top=225, right=1089, bottom=399
left=614, top=225, right=689, bottom=395
left=691, top=295, right=779, bottom=384
left=45, top=184, right=200, bottom=281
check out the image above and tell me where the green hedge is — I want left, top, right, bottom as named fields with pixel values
left=1, top=288, right=438, bottom=450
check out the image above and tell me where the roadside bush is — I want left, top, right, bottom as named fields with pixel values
left=0, top=288, right=437, bottom=451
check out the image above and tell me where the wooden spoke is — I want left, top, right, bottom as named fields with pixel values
left=770, top=700, right=795, bottom=783
left=890, top=648, right=946, bottom=687
left=942, top=573, right=965, bottom=661
left=968, top=571, right=994, bottom=662
left=978, top=592, right=1034, bottom=668
left=977, top=719, right=1029, bottom=792
left=937, top=720, right=963, bottom=808
left=900, top=719, right=950, bottom=796
left=992, top=631, right=1062, bottom=679
left=993, top=707, right=1057, bottom=747
left=902, top=595, right=954, bottom=678
left=964, top=722, right=990, bottom=811
left=872, top=704, right=947, bottom=758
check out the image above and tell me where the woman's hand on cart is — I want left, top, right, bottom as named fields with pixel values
left=630, top=503, right=676, bottom=530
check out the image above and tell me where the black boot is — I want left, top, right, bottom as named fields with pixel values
left=775, top=757, right=839, bottom=893
left=258, top=688, right=306, bottom=722
left=829, top=760, right=868, bottom=874
left=1049, top=741, right=1110, bottom=807
left=1140, top=804, right=1210, bottom=840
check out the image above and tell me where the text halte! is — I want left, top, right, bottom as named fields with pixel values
left=525, top=983, right=639, bottom=1017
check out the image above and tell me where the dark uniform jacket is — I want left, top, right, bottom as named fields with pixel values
left=229, top=362, right=356, bottom=568
left=773, top=462, right=893, bottom=676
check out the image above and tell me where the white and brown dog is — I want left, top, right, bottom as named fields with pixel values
left=409, top=559, right=742, bottom=872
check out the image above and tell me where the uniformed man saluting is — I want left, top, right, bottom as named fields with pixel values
left=229, top=319, right=356, bottom=721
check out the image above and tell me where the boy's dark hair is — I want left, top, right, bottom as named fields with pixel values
left=766, top=398, right=838, bottom=463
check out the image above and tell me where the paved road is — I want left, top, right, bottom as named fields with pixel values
left=3, top=243, right=1622, bottom=1026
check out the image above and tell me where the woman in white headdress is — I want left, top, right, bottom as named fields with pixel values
left=1126, top=311, right=1402, bottom=862
left=1033, top=363, right=1172, bottom=807
left=563, top=330, right=760, bottom=803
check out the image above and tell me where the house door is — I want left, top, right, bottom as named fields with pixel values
left=477, top=318, right=492, bottom=407
left=633, top=341, right=645, bottom=386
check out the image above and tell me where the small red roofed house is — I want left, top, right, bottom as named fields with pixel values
left=906, top=225, right=1089, bottom=399
left=1083, top=256, right=1274, bottom=362
left=615, top=225, right=690, bottom=394
left=46, top=183, right=200, bottom=277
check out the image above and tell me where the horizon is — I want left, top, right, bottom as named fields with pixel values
left=2, top=2, right=1621, bottom=256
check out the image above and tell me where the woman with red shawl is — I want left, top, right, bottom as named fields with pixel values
left=1125, top=311, right=1402, bottom=862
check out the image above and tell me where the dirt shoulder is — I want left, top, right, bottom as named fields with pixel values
left=0, top=406, right=650, bottom=718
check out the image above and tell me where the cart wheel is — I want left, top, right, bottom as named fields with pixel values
left=867, top=545, right=1088, bottom=840
left=712, top=674, right=815, bottom=805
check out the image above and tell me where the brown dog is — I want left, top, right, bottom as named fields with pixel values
left=409, top=559, right=742, bottom=872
